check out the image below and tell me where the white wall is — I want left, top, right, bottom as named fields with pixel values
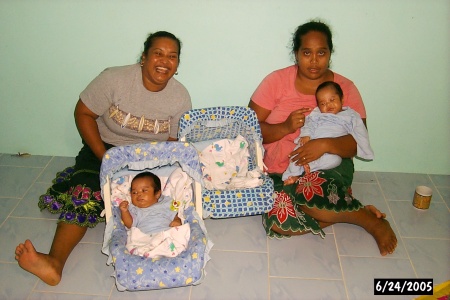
left=0, top=0, right=449, bottom=174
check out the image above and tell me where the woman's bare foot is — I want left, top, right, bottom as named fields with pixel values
left=364, top=212, right=397, bottom=256
left=15, top=240, right=62, bottom=286
left=365, top=204, right=386, bottom=219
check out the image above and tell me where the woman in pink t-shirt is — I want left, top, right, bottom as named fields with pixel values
left=249, top=21, right=397, bottom=256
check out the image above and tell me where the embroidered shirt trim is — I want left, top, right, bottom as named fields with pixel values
left=109, top=105, right=170, bottom=134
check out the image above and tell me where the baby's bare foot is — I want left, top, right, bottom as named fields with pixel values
left=283, top=176, right=299, bottom=186
left=15, top=240, right=62, bottom=286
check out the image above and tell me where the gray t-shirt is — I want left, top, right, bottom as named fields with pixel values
left=80, top=64, right=191, bottom=146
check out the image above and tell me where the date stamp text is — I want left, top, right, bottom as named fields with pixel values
left=374, top=278, right=433, bottom=295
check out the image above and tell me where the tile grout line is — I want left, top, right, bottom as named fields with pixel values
left=1, top=157, right=55, bottom=229
left=374, top=172, right=418, bottom=278
left=266, top=236, right=270, bottom=300
left=427, top=174, right=450, bottom=211
left=332, top=222, right=350, bottom=300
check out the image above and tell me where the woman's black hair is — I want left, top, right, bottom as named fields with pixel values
left=315, top=81, right=344, bottom=103
left=131, top=171, right=162, bottom=193
left=141, top=31, right=182, bottom=61
left=292, top=20, right=334, bottom=55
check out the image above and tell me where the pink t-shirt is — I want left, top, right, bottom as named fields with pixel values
left=251, top=65, right=366, bottom=174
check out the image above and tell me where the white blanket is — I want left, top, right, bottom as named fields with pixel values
left=126, top=224, right=190, bottom=258
left=199, top=135, right=263, bottom=190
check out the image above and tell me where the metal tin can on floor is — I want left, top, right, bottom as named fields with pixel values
left=412, top=186, right=432, bottom=209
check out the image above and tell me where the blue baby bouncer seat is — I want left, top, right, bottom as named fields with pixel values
left=178, top=106, right=274, bottom=218
left=100, top=141, right=212, bottom=291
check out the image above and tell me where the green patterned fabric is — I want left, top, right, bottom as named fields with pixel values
left=262, top=158, right=364, bottom=238
left=38, top=142, right=114, bottom=227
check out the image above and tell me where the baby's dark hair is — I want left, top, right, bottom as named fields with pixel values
left=131, top=171, right=161, bottom=193
left=315, top=81, right=344, bottom=103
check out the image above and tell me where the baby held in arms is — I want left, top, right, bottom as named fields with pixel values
left=283, top=81, right=374, bottom=185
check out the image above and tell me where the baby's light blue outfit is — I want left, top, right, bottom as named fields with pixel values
left=282, top=107, right=374, bottom=181
left=128, top=195, right=176, bottom=235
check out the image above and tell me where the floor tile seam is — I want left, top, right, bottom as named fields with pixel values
left=28, top=276, right=41, bottom=300
left=0, top=198, right=22, bottom=228
left=266, top=236, right=271, bottom=300
left=106, top=279, right=116, bottom=299
left=34, top=180, right=53, bottom=185
left=0, top=164, right=48, bottom=168
left=79, top=241, right=103, bottom=245
left=443, top=201, right=450, bottom=211
left=351, top=181, right=378, bottom=185
left=0, top=196, right=22, bottom=199
left=341, top=254, right=411, bottom=261
left=187, top=282, right=193, bottom=300
left=427, top=174, right=450, bottom=188
left=332, top=226, right=350, bottom=300
left=373, top=172, right=416, bottom=264
left=381, top=193, right=444, bottom=203
left=30, top=289, right=109, bottom=297
left=268, top=275, right=344, bottom=281
left=432, top=185, right=449, bottom=208
left=407, top=251, right=419, bottom=278
left=359, top=197, right=446, bottom=206
left=373, top=172, right=394, bottom=214
left=386, top=198, right=445, bottom=203
left=12, top=162, right=49, bottom=200
left=399, top=236, right=450, bottom=240
left=7, top=216, right=58, bottom=222
left=209, top=248, right=267, bottom=254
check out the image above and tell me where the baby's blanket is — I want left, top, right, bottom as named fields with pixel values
left=199, top=135, right=262, bottom=190
left=126, top=224, right=190, bottom=258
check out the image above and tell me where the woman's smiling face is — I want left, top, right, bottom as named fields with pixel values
left=295, top=31, right=331, bottom=81
left=141, top=37, right=179, bottom=92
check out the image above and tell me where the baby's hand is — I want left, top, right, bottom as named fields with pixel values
left=170, top=219, right=182, bottom=227
left=300, top=136, right=310, bottom=146
left=119, top=201, right=129, bottom=212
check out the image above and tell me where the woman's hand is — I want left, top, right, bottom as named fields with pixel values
left=283, top=107, right=311, bottom=133
left=290, top=134, right=358, bottom=165
left=290, top=138, right=329, bottom=165
left=249, top=101, right=310, bottom=144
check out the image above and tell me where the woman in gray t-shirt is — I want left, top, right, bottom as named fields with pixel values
left=15, top=31, right=192, bottom=286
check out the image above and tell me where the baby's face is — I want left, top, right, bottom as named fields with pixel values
left=130, top=177, right=160, bottom=208
left=316, top=86, right=343, bottom=114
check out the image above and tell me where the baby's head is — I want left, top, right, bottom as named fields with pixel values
left=315, top=81, right=343, bottom=114
left=130, top=171, right=162, bottom=208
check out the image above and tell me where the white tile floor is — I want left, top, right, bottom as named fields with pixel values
left=0, top=153, right=449, bottom=300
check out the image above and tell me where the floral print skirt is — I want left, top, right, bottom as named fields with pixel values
left=262, top=158, right=364, bottom=238
left=38, top=142, right=114, bottom=227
